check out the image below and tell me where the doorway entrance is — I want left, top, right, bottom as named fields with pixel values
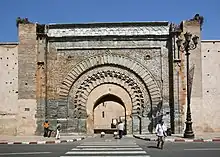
left=61, top=54, right=162, bottom=135
left=86, top=84, right=132, bottom=135
left=93, top=94, right=126, bottom=134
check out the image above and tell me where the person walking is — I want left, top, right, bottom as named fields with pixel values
left=155, top=120, right=167, bottom=149
left=56, top=121, right=61, bottom=140
left=43, top=120, right=49, bottom=137
left=118, top=121, right=125, bottom=139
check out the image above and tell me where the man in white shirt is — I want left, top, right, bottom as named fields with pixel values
left=55, top=121, right=61, bottom=140
left=155, top=120, right=167, bottom=149
left=118, top=121, right=125, bottom=139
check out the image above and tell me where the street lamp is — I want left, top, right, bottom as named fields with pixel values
left=176, top=32, right=199, bottom=138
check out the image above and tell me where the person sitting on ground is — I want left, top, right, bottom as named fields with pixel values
left=43, top=120, right=49, bottom=137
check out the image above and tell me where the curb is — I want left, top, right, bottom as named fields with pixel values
left=133, top=135, right=220, bottom=143
left=0, top=137, right=85, bottom=145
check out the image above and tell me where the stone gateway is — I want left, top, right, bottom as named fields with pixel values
left=1, top=15, right=220, bottom=136
left=37, top=21, right=168, bottom=135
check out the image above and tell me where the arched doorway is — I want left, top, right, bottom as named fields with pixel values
left=86, top=84, right=132, bottom=135
left=60, top=54, right=162, bottom=135
left=93, top=94, right=126, bottom=134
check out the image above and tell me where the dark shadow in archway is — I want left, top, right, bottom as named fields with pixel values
left=93, top=94, right=127, bottom=135
left=147, top=101, right=163, bottom=133
left=94, top=94, right=125, bottom=109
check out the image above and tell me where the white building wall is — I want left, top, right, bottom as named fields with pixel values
left=201, top=40, right=220, bottom=132
left=0, top=43, right=18, bottom=135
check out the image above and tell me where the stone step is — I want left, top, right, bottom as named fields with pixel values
left=60, top=133, right=86, bottom=136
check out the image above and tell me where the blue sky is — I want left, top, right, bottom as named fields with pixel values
left=0, top=0, right=219, bottom=42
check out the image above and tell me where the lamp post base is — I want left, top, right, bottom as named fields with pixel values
left=184, top=131, right=195, bottom=138
left=183, top=121, right=195, bottom=138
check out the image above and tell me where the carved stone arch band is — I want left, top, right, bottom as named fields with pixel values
left=68, top=66, right=150, bottom=117
left=60, top=54, right=162, bottom=106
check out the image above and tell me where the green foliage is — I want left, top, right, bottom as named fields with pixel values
left=16, top=17, right=31, bottom=27
left=193, top=14, right=204, bottom=30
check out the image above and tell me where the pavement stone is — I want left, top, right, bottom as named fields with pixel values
left=1, top=133, right=220, bottom=144
left=0, top=135, right=86, bottom=145
left=133, top=133, right=220, bottom=142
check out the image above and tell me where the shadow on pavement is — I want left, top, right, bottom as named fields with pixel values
left=147, top=145, right=159, bottom=149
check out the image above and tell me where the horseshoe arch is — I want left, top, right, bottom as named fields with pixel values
left=60, top=54, right=162, bottom=107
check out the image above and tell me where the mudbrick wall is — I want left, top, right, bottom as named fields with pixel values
left=17, top=24, right=38, bottom=135
left=201, top=40, right=220, bottom=132
left=41, top=22, right=171, bottom=134
left=176, top=20, right=203, bottom=134
left=0, top=43, right=18, bottom=135
left=1, top=16, right=219, bottom=136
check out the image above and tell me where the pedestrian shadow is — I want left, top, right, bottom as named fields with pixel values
left=147, top=146, right=158, bottom=149
left=114, top=136, right=121, bottom=139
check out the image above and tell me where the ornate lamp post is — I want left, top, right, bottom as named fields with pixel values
left=176, top=32, right=199, bottom=138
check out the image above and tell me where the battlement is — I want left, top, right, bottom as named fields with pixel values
left=0, top=42, right=18, bottom=45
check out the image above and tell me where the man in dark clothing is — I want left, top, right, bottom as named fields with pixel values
left=43, top=120, right=49, bottom=137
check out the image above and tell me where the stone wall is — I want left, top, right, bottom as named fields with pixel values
left=17, top=24, right=38, bottom=135
left=171, top=19, right=220, bottom=134
left=2, top=20, right=207, bottom=135
left=182, top=20, right=203, bottom=134
left=0, top=41, right=37, bottom=135
left=172, top=19, right=203, bottom=134
left=201, top=40, right=220, bottom=132
left=44, top=22, right=170, bottom=134
left=0, top=43, right=18, bottom=135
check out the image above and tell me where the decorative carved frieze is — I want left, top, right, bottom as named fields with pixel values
left=59, top=54, right=162, bottom=110
left=68, top=66, right=152, bottom=118
left=47, top=25, right=169, bottom=37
